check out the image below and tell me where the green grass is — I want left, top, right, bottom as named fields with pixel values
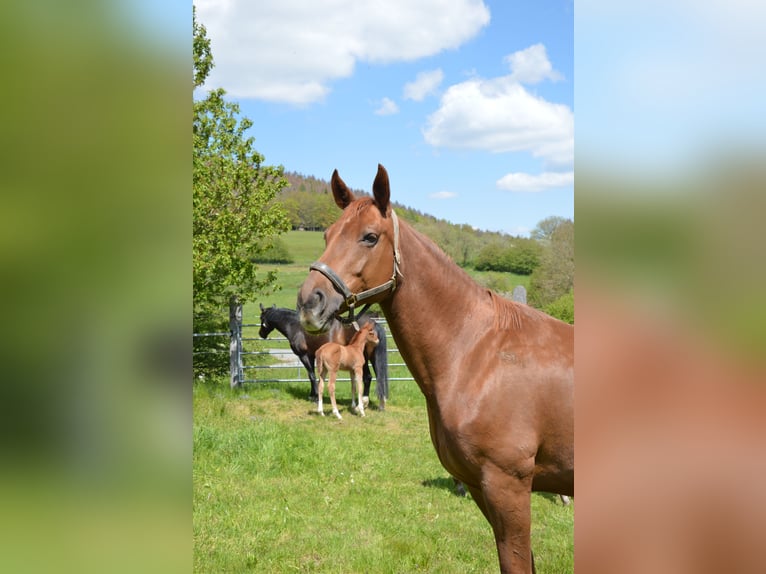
left=193, top=382, right=573, bottom=573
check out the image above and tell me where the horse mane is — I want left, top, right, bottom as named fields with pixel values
left=265, top=306, right=298, bottom=322
left=491, top=291, right=546, bottom=331
left=349, top=321, right=374, bottom=343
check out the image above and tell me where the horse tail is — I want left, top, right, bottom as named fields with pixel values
left=372, top=322, right=389, bottom=404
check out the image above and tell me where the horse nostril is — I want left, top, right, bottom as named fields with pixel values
left=312, top=289, right=325, bottom=307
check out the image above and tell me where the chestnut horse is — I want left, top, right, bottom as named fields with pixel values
left=297, top=165, right=573, bottom=573
left=315, top=321, right=379, bottom=419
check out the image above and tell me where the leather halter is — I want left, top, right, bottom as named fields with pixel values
left=309, top=209, right=402, bottom=325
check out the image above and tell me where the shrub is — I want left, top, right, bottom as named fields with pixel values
left=252, top=237, right=294, bottom=264
left=474, top=239, right=541, bottom=275
left=543, top=290, right=574, bottom=324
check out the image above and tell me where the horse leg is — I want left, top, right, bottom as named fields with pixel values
left=362, top=361, right=372, bottom=409
left=478, top=466, right=536, bottom=574
left=328, top=370, right=341, bottom=420
left=302, top=353, right=318, bottom=401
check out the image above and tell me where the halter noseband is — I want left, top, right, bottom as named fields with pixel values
left=309, top=209, right=402, bottom=325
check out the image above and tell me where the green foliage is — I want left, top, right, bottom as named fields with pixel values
left=193, top=315, right=230, bottom=379
left=252, top=237, right=294, bottom=264
left=473, top=238, right=542, bottom=275
left=193, top=10, right=289, bottom=320
left=529, top=219, right=574, bottom=308
left=543, top=289, right=574, bottom=324
left=506, top=239, right=543, bottom=274
left=192, top=6, right=213, bottom=90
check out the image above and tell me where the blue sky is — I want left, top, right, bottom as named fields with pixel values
left=194, top=0, right=574, bottom=236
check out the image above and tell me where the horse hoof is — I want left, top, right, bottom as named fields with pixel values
left=319, top=411, right=325, bottom=417
left=333, top=411, right=342, bottom=420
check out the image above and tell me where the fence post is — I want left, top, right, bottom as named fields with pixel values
left=512, top=285, right=527, bottom=304
left=229, top=297, right=243, bottom=388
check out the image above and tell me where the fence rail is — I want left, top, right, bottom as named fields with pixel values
left=193, top=301, right=414, bottom=388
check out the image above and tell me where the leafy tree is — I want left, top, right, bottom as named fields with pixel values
left=531, top=215, right=570, bottom=243
left=474, top=241, right=506, bottom=271
left=503, top=238, right=542, bottom=275
left=528, top=219, right=574, bottom=308
left=193, top=7, right=289, bottom=322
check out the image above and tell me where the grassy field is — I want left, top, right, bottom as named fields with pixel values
left=195, top=230, right=573, bottom=572
left=193, top=382, right=573, bottom=573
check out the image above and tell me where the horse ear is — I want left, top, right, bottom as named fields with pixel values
left=331, top=169, right=355, bottom=209
left=260, top=303, right=264, bottom=311
left=372, top=164, right=390, bottom=216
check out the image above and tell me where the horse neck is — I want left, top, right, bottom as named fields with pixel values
left=269, top=308, right=300, bottom=338
left=348, top=328, right=371, bottom=353
left=380, top=221, right=489, bottom=394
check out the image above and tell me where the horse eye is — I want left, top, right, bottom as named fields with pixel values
left=362, top=233, right=378, bottom=245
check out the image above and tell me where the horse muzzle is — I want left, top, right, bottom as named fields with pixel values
left=296, top=271, right=345, bottom=334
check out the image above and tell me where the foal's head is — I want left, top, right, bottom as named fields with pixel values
left=362, top=321, right=380, bottom=346
left=298, top=165, right=398, bottom=334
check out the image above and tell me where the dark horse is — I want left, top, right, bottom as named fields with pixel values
left=258, top=304, right=389, bottom=409
left=297, top=165, right=573, bottom=573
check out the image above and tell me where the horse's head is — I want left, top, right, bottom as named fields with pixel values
left=297, top=164, right=400, bottom=334
left=258, top=303, right=275, bottom=338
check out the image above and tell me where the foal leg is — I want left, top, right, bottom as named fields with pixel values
left=353, top=367, right=365, bottom=417
left=316, top=365, right=325, bottom=416
left=328, top=371, right=341, bottom=420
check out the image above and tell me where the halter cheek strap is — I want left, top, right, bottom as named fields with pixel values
left=310, top=209, right=402, bottom=325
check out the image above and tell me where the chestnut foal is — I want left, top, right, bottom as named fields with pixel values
left=314, top=322, right=379, bottom=419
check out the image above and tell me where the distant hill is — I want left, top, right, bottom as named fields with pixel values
left=280, top=171, right=527, bottom=268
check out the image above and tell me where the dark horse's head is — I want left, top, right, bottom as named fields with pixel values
left=297, top=164, right=399, bottom=334
left=258, top=303, right=276, bottom=339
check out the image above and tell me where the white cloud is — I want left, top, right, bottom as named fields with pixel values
left=504, top=43, right=563, bottom=84
left=422, top=45, right=572, bottom=166
left=423, top=72, right=574, bottom=166
left=496, top=171, right=574, bottom=192
left=195, top=0, right=490, bottom=104
left=403, top=69, right=444, bottom=101
left=429, top=191, right=458, bottom=199
left=374, top=97, right=399, bottom=116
